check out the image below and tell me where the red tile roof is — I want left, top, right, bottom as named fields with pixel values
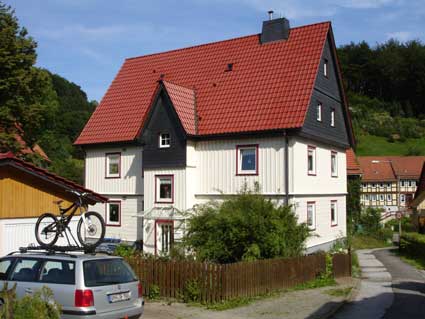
left=0, top=152, right=107, bottom=205
left=75, top=22, right=333, bottom=145
left=358, top=156, right=425, bottom=182
left=346, top=148, right=362, bottom=176
left=163, top=80, right=197, bottom=135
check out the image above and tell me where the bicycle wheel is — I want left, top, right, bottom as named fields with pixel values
left=35, top=213, right=60, bottom=247
left=77, top=211, right=105, bottom=249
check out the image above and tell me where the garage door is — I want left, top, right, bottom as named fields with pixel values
left=0, top=217, right=80, bottom=256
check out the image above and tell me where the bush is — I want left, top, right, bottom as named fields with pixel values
left=359, top=207, right=382, bottom=234
left=0, top=284, right=61, bottom=319
left=400, top=232, right=425, bottom=258
left=148, top=284, right=160, bottom=300
left=182, top=183, right=310, bottom=263
left=385, top=216, right=415, bottom=232
left=183, top=280, right=201, bottom=303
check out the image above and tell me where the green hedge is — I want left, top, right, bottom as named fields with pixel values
left=400, top=232, right=425, bottom=258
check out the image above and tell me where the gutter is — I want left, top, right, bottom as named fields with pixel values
left=284, top=130, right=289, bottom=205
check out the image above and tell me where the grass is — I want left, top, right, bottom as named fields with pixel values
left=394, top=250, right=425, bottom=271
left=351, top=234, right=392, bottom=250
left=325, top=287, right=353, bottom=298
left=356, top=134, right=425, bottom=156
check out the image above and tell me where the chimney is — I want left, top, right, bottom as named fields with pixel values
left=260, top=11, right=290, bottom=44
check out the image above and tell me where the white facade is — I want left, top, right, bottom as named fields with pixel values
left=85, top=136, right=347, bottom=254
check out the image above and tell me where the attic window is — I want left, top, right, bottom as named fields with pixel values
left=316, top=103, right=322, bottom=122
left=226, top=63, right=233, bottom=72
left=330, top=108, right=335, bottom=127
left=159, top=133, right=171, bottom=148
left=324, top=59, right=328, bottom=77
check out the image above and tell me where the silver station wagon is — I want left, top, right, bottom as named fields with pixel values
left=0, top=252, right=144, bottom=319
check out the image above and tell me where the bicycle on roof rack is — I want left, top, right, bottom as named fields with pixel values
left=34, top=190, right=106, bottom=250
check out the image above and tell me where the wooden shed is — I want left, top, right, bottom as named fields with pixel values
left=0, top=152, right=107, bottom=255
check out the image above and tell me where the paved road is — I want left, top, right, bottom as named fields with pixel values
left=333, top=248, right=425, bottom=319
left=374, top=248, right=425, bottom=319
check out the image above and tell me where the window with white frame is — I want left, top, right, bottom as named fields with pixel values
left=387, top=183, right=391, bottom=188
left=365, top=194, right=369, bottom=200
left=380, top=183, right=384, bottom=188
left=331, top=151, right=338, bottom=177
left=331, top=201, right=337, bottom=226
left=387, top=194, right=392, bottom=201
left=371, top=194, right=377, bottom=201
left=372, top=183, right=376, bottom=188
left=106, top=202, right=120, bottom=226
left=324, top=59, right=328, bottom=77
left=159, top=133, right=171, bottom=148
left=308, top=146, right=316, bottom=175
left=400, top=180, right=405, bottom=187
left=307, top=202, right=316, bottom=229
left=330, top=109, right=335, bottom=127
left=400, top=194, right=405, bottom=202
left=316, top=103, right=322, bottom=121
left=237, top=145, right=258, bottom=175
left=105, top=153, right=120, bottom=178
left=379, top=194, right=384, bottom=201
left=156, top=175, right=173, bottom=203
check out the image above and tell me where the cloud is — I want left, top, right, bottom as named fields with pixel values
left=386, top=31, right=414, bottom=42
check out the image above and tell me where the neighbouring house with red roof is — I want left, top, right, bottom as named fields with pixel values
left=75, top=16, right=355, bottom=254
left=358, top=156, right=425, bottom=214
left=0, top=152, right=107, bottom=255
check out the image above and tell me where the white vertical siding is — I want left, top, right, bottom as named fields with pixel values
left=85, top=146, right=143, bottom=195
left=291, top=137, right=347, bottom=195
left=89, top=196, right=143, bottom=242
left=292, top=195, right=347, bottom=249
left=196, top=137, right=286, bottom=195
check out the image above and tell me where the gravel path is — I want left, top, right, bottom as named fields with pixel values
left=142, top=281, right=355, bottom=319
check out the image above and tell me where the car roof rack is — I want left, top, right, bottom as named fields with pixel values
left=7, top=245, right=96, bottom=258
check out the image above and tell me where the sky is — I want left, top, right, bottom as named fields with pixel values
left=6, top=0, right=425, bottom=102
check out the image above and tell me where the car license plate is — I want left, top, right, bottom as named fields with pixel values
left=108, top=291, right=131, bottom=303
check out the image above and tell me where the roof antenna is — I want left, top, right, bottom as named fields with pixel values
left=268, top=10, right=274, bottom=20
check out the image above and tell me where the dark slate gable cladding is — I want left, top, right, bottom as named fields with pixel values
left=141, top=90, right=187, bottom=168
left=301, top=33, right=350, bottom=148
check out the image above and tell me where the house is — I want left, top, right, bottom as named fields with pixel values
left=358, top=156, right=425, bottom=214
left=0, top=152, right=107, bottom=255
left=346, top=148, right=362, bottom=178
left=75, top=16, right=355, bottom=254
left=411, top=163, right=425, bottom=232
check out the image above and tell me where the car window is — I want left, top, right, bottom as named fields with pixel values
left=10, top=259, right=42, bottom=282
left=84, top=259, right=137, bottom=287
left=40, top=260, right=75, bottom=285
left=0, top=259, right=14, bottom=280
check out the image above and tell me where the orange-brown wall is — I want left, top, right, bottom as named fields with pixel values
left=0, top=169, right=74, bottom=219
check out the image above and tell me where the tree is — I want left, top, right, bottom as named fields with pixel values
left=182, top=184, right=310, bottom=263
left=0, top=2, right=58, bottom=152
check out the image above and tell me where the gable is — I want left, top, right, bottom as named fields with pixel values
left=141, top=89, right=187, bottom=169
left=300, top=32, right=351, bottom=148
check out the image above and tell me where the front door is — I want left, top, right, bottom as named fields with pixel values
left=155, top=220, right=173, bottom=255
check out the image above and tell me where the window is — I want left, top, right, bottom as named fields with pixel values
left=156, top=220, right=173, bottom=255
left=400, top=194, right=405, bottom=202
left=331, top=151, right=338, bottom=177
left=307, top=202, right=316, bottom=230
left=155, top=175, right=173, bottom=203
left=236, top=145, right=258, bottom=175
left=365, top=194, right=369, bottom=200
left=105, top=153, right=120, bottom=178
left=412, top=180, right=417, bottom=187
left=379, top=194, right=384, bottom=201
left=400, top=180, right=405, bottom=187
left=11, top=259, right=42, bottom=282
left=323, top=59, right=328, bottom=77
left=330, top=109, right=335, bottom=127
left=371, top=194, right=377, bottom=201
left=362, top=183, right=366, bottom=188
left=83, top=259, right=137, bottom=287
left=387, top=183, right=391, bottom=188
left=387, top=194, right=392, bottom=201
left=106, top=201, right=121, bottom=226
left=159, top=133, right=171, bottom=148
left=307, top=146, right=316, bottom=175
left=316, top=103, right=322, bottom=121
left=380, top=183, right=384, bottom=188
left=372, top=183, right=376, bottom=188
left=331, top=201, right=337, bottom=226
left=0, top=259, right=13, bottom=280
left=40, top=260, right=75, bottom=285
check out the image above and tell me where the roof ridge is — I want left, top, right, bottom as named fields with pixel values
left=126, top=21, right=331, bottom=62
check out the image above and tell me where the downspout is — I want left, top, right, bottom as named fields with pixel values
left=284, top=130, right=289, bottom=206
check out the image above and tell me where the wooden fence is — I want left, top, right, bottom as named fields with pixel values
left=332, top=251, right=352, bottom=278
left=127, top=252, right=351, bottom=303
